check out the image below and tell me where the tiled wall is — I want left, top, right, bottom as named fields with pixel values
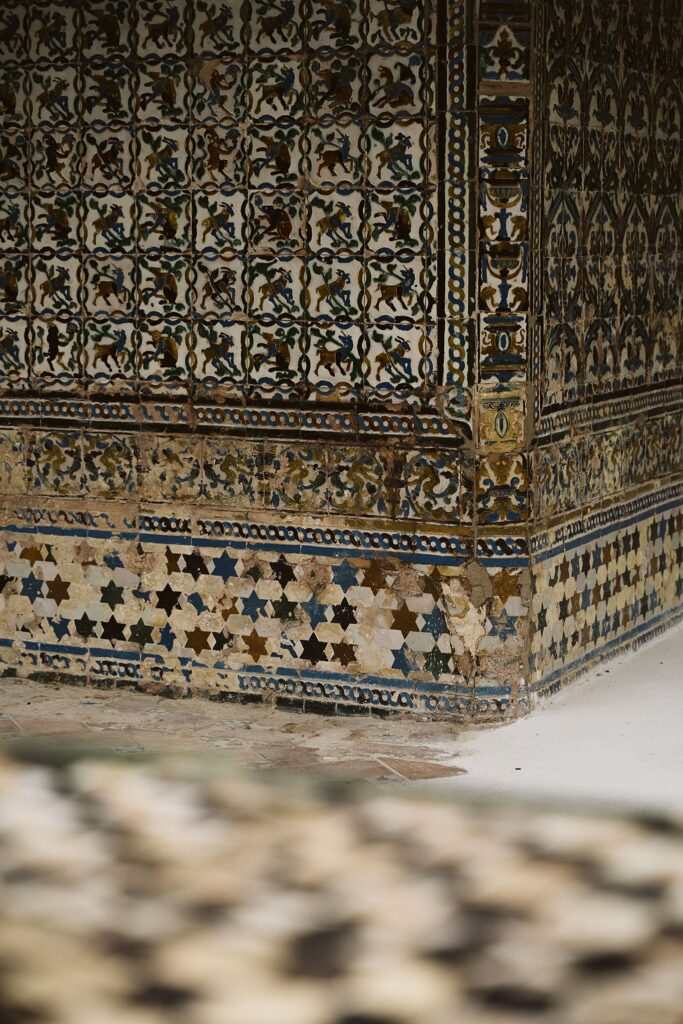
left=0, top=0, right=678, bottom=719
left=529, top=0, right=683, bottom=690
left=0, top=0, right=533, bottom=719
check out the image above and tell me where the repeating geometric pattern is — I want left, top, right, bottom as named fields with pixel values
left=2, top=751, right=683, bottom=1024
left=528, top=0, right=683, bottom=695
left=0, top=425, right=467, bottom=521
left=533, top=413, right=683, bottom=520
left=531, top=499, right=683, bottom=688
left=0, top=0, right=536, bottom=720
left=535, top=0, right=683, bottom=417
left=0, top=514, right=529, bottom=718
left=0, top=0, right=448, bottom=408
left=1, top=0, right=680, bottom=718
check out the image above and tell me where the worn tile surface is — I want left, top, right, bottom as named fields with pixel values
left=0, top=676, right=466, bottom=780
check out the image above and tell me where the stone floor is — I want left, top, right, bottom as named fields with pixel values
left=426, top=621, right=683, bottom=812
left=0, top=678, right=466, bottom=783
left=1, top=621, right=681, bottom=797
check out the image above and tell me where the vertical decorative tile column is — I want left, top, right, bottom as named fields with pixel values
left=472, top=0, right=532, bottom=715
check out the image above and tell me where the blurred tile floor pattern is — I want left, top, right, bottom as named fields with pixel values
left=0, top=743, right=681, bottom=1024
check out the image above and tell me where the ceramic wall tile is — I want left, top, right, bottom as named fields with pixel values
left=0, top=0, right=679, bottom=721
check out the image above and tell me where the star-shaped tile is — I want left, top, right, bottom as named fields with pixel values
left=332, top=641, right=356, bottom=667
left=183, top=552, right=207, bottom=580
left=101, top=616, right=126, bottom=642
left=361, top=561, right=386, bottom=595
left=332, top=597, right=357, bottom=629
left=21, top=545, right=43, bottom=566
left=158, top=622, right=176, bottom=651
left=156, top=583, right=182, bottom=615
left=489, top=609, right=517, bottom=641
left=272, top=596, right=298, bottom=621
left=75, top=540, right=98, bottom=566
left=129, top=618, right=153, bottom=646
left=491, top=569, right=519, bottom=604
left=241, top=590, right=269, bottom=621
left=300, top=595, right=328, bottom=628
left=212, top=630, right=233, bottom=651
left=391, top=603, right=418, bottom=638
left=188, top=592, right=207, bottom=613
left=0, top=575, right=12, bottom=593
left=300, top=633, right=327, bottom=664
left=331, top=559, right=359, bottom=590
left=424, top=649, right=451, bottom=680
left=185, top=626, right=210, bottom=655
left=211, top=551, right=238, bottom=580
left=49, top=617, right=71, bottom=641
left=101, top=580, right=124, bottom=611
left=271, top=556, right=296, bottom=587
left=244, top=628, right=267, bottom=662
left=74, top=612, right=97, bottom=639
left=421, top=606, right=446, bottom=641
left=392, top=645, right=415, bottom=676
left=20, top=573, right=44, bottom=601
left=166, top=548, right=182, bottom=573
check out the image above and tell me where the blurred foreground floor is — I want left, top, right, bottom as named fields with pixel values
left=0, top=746, right=682, bottom=1024
left=0, top=620, right=681, bottom=803
left=1, top=631, right=683, bottom=1024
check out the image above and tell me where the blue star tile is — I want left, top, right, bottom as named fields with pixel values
left=49, top=617, right=71, bottom=641
left=300, top=595, right=328, bottom=629
left=188, top=592, right=207, bottom=613
left=211, top=552, right=238, bottom=580
left=421, top=607, right=446, bottom=641
left=241, top=590, right=269, bottom=621
left=332, top=559, right=359, bottom=591
left=489, top=609, right=517, bottom=641
left=20, top=573, right=44, bottom=601
left=159, top=623, right=176, bottom=651
left=392, top=646, right=415, bottom=677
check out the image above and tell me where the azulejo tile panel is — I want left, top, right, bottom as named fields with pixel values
left=0, top=503, right=530, bottom=719
left=0, top=0, right=680, bottom=718
left=530, top=489, right=683, bottom=690
left=528, top=0, right=683, bottom=693
left=0, top=0, right=474, bottom=426
left=0, top=0, right=533, bottom=722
